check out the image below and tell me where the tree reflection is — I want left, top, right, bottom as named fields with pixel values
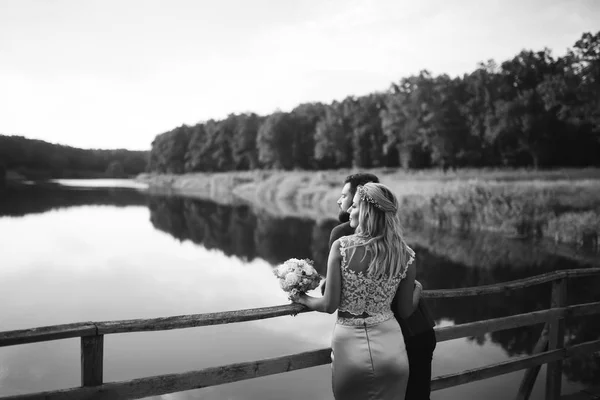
left=0, top=183, right=147, bottom=216
left=254, top=213, right=315, bottom=266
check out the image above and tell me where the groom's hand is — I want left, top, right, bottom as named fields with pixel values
left=412, top=280, right=423, bottom=309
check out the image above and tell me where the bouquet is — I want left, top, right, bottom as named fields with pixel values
left=273, top=258, right=322, bottom=300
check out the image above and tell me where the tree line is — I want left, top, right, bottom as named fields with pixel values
left=0, top=134, right=149, bottom=179
left=148, top=31, right=600, bottom=173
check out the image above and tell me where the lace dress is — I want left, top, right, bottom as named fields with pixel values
left=331, top=235, right=413, bottom=400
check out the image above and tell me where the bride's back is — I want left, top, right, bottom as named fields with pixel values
left=338, top=235, right=405, bottom=319
left=328, top=182, right=414, bottom=400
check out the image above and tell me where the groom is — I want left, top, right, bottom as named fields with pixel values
left=327, top=173, right=437, bottom=400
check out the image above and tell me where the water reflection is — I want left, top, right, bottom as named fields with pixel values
left=1, top=185, right=598, bottom=393
left=148, top=195, right=323, bottom=269
left=0, top=202, right=335, bottom=398
left=146, top=195, right=600, bottom=387
left=0, top=183, right=147, bottom=217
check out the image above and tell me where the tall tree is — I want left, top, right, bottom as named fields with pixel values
left=487, top=49, right=561, bottom=167
left=460, top=61, right=502, bottom=165
left=148, top=126, right=191, bottom=173
left=314, top=101, right=353, bottom=169
left=231, top=113, right=262, bottom=170
left=382, top=71, right=434, bottom=169
left=185, top=124, right=208, bottom=172
left=290, top=103, right=326, bottom=169
left=351, top=94, right=386, bottom=168
left=256, top=112, right=296, bottom=170
left=422, top=76, right=472, bottom=169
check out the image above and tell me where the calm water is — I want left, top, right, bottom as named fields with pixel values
left=0, top=180, right=598, bottom=399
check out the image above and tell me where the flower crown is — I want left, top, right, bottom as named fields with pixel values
left=357, top=185, right=383, bottom=210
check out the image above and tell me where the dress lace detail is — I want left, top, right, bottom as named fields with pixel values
left=337, top=235, right=412, bottom=326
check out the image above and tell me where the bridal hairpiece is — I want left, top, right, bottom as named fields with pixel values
left=357, top=186, right=383, bottom=210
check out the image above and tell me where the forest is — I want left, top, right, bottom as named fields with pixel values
left=0, top=134, right=148, bottom=180
left=147, top=32, right=600, bottom=173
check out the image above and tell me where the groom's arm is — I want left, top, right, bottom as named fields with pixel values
left=394, top=261, right=417, bottom=319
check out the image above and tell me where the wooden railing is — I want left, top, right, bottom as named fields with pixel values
left=1, top=267, right=599, bottom=400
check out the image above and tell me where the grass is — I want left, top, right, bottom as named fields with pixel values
left=138, top=167, right=600, bottom=251
left=394, top=180, right=600, bottom=241
left=544, top=211, right=600, bottom=248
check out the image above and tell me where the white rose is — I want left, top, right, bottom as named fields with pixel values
left=285, top=273, right=300, bottom=287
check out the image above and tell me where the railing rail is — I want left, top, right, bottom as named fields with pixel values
left=1, top=267, right=599, bottom=400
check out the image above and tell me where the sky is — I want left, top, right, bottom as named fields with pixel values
left=0, top=0, right=599, bottom=151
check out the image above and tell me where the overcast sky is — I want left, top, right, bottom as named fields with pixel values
left=1, top=0, right=598, bottom=150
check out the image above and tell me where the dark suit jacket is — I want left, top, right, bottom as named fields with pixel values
left=328, top=222, right=435, bottom=338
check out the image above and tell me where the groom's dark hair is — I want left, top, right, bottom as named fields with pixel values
left=344, top=173, right=380, bottom=196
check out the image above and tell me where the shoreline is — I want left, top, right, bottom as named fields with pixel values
left=136, top=169, right=600, bottom=252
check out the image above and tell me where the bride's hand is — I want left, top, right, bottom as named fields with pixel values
left=290, top=292, right=306, bottom=304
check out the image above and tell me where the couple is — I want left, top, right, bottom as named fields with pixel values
left=292, top=173, right=436, bottom=400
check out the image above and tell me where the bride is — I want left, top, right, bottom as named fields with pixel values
left=293, top=182, right=417, bottom=400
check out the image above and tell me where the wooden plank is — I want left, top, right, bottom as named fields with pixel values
left=565, top=267, right=600, bottom=279
left=433, top=302, right=600, bottom=345
left=431, top=349, right=565, bottom=391
left=0, top=323, right=97, bottom=347
left=435, top=308, right=562, bottom=343
left=2, top=339, right=599, bottom=400
left=3, top=300, right=598, bottom=347
left=0, top=348, right=332, bottom=400
left=547, top=279, right=567, bottom=400
left=566, top=301, right=600, bottom=318
left=424, top=268, right=600, bottom=298
left=96, top=304, right=308, bottom=334
left=425, top=270, right=567, bottom=298
left=516, top=323, right=549, bottom=400
left=566, top=339, right=600, bottom=357
left=81, top=335, right=103, bottom=386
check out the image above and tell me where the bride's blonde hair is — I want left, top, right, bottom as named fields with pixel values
left=350, top=182, right=412, bottom=279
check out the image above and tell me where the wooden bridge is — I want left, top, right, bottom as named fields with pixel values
left=1, top=267, right=599, bottom=400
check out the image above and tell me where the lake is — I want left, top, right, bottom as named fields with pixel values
left=0, top=180, right=598, bottom=399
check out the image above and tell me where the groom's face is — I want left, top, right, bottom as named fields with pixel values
left=337, top=182, right=353, bottom=223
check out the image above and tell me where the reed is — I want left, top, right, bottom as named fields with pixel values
left=138, top=168, right=600, bottom=250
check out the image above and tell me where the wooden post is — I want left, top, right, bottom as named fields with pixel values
left=546, top=279, right=566, bottom=400
left=81, top=335, right=104, bottom=386
left=516, top=323, right=549, bottom=400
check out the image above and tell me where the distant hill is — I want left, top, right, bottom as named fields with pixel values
left=0, top=134, right=149, bottom=180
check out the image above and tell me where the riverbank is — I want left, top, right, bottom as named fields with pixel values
left=137, top=168, right=600, bottom=251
